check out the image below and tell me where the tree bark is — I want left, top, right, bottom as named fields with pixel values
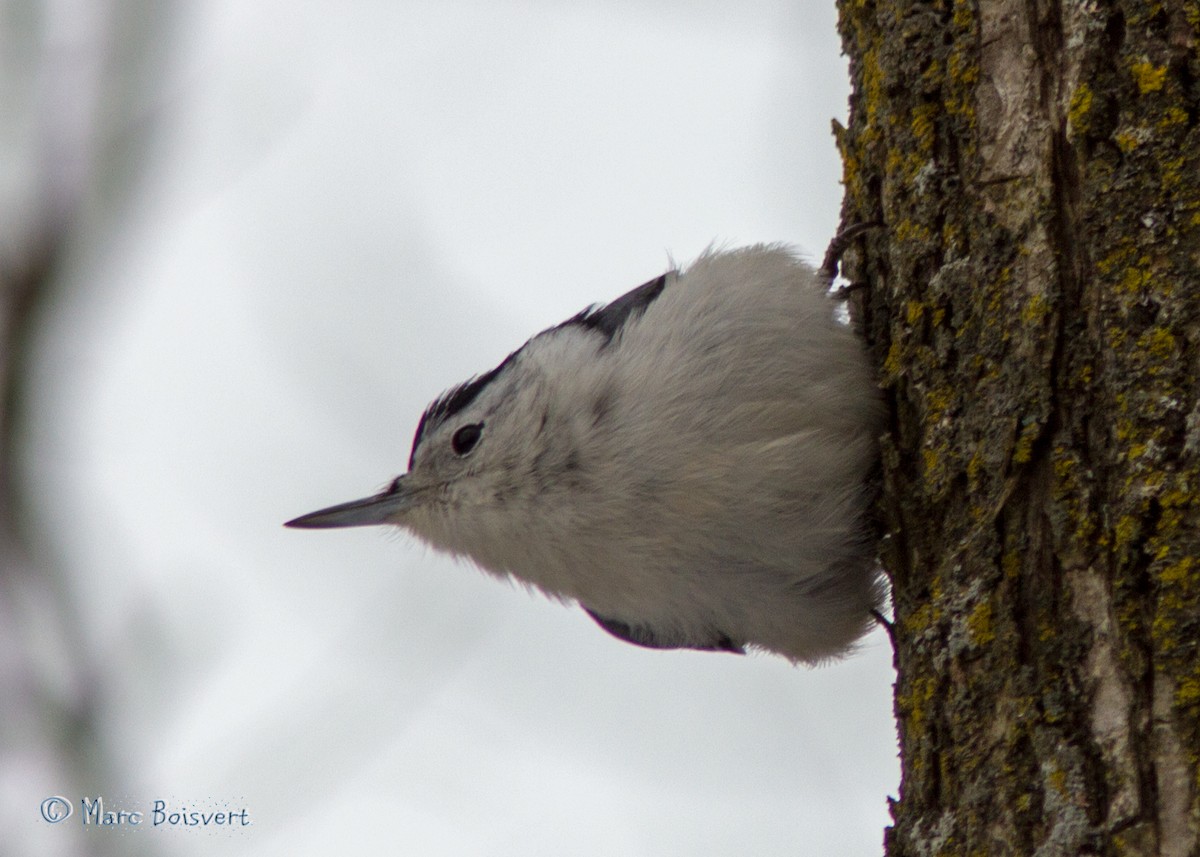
left=835, top=0, right=1200, bottom=853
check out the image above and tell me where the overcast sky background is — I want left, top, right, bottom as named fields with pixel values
left=10, top=2, right=898, bottom=855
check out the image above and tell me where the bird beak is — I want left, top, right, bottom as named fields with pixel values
left=284, top=476, right=415, bottom=529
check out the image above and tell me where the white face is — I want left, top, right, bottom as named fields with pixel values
left=287, top=322, right=611, bottom=589
left=400, top=355, right=542, bottom=548
left=283, top=345, right=573, bottom=574
left=399, top=327, right=608, bottom=576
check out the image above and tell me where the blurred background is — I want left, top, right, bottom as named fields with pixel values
left=1, top=1, right=898, bottom=855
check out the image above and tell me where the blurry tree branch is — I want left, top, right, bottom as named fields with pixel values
left=1, top=2, right=179, bottom=854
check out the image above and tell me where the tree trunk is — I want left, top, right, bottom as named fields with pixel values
left=835, top=0, right=1200, bottom=853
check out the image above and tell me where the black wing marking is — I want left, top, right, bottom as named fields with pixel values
left=560, top=273, right=669, bottom=345
left=584, top=608, right=745, bottom=654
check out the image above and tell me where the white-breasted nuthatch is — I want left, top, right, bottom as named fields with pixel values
left=287, top=245, right=884, bottom=663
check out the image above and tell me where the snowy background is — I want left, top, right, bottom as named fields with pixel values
left=6, top=1, right=897, bottom=855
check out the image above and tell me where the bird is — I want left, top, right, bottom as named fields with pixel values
left=286, top=244, right=884, bottom=663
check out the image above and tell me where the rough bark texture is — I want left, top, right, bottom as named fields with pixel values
left=835, top=0, right=1200, bottom=853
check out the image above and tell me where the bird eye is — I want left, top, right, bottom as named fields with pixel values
left=451, top=423, right=484, bottom=456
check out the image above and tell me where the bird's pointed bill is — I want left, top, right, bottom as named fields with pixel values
left=285, top=481, right=414, bottom=529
